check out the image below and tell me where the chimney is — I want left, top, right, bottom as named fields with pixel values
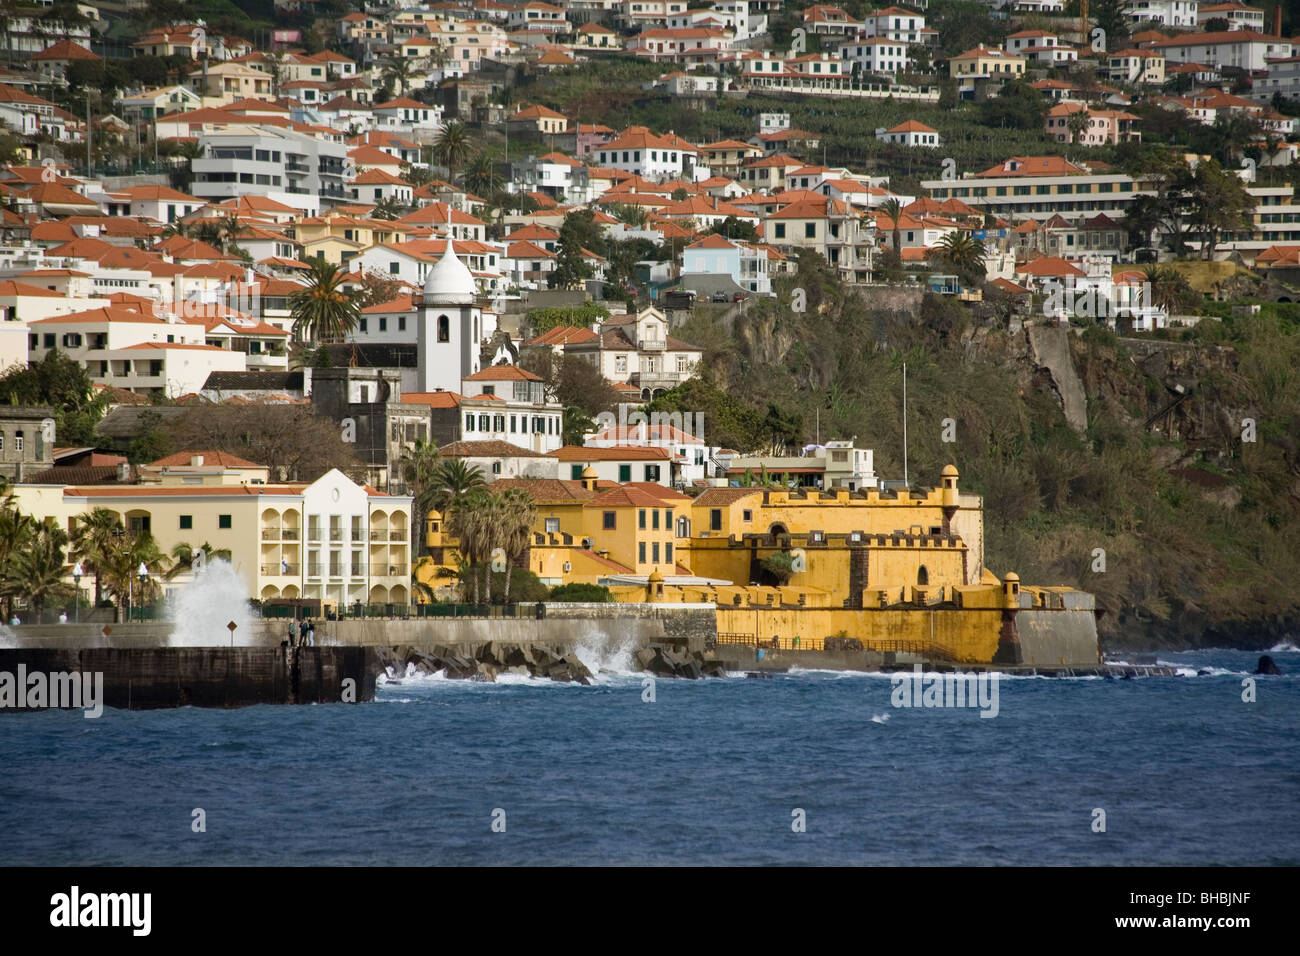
left=116, top=462, right=129, bottom=483
left=190, top=455, right=204, bottom=467
left=1275, top=6, right=1283, bottom=37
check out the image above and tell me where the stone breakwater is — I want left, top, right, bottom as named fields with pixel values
left=376, top=641, right=727, bottom=685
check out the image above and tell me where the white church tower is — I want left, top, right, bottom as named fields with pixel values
left=416, top=220, right=483, bottom=393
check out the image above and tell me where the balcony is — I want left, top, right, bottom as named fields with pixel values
left=307, top=564, right=322, bottom=578
left=330, top=530, right=343, bottom=542
left=370, top=530, right=387, bottom=541
left=389, top=530, right=406, bottom=542
left=282, top=528, right=300, bottom=540
left=261, top=528, right=281, bottom=540
left=260, top=563, right=299, bottom=576
left=640, top=339, right=666, bottom=351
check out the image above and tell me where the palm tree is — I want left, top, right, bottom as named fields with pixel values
left=463, top=150, right=503, bottom=199
left=496, top=488, right=536, bottom=605
left=70, top=507, right=122, bottom=607
left=429, top=121, right=474, bottom=186
left=934, top=230, right=987, bottom=283
left=381, top=55, right=414, bottom=96
left=3, top=518, right=72, bottom=616
left=371, top=195, right=406, bottom=220
left=0, top=494, right=34, bottom=620
left=428, top=459, right=487, bottom=517
left=879, top=197, right=903, bottom=255
left=399, top=438, right=442, bottom=553
left=100, top=531, right=168, bottom=622
left=161, top=219, right=192, bottom=240
left=448, top=487, right=492, bottom=604
left=1066, top=108, right=1090, bottom=145
left=290, top=257, right=361, bottom=346
left=217, top=214, right=242, bottom=254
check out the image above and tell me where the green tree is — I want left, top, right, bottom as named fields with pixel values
left=879, top=197, right=903, bottom=256
left=70, top=507, right=123, bottom=607
left=290, top=258, right=361, bottom=345
left=549, top=210, right=596, bottom=290
left=400, top=438, right=442, bottom=554
left=462, top=150, right=504, bottom=198
left=496, top=487, right=537, bottom=604
left=430, top=120, right=474, bottom=185
left=930, top=230, right=987, bottom=287
left=0, top=350, right=106, bottom=446
left=2, top=517, right=70, bottom=617
left=380, top=56, right=413, bottom=96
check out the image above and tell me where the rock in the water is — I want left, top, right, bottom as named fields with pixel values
left=1255, top=655, right=1282, bottom=675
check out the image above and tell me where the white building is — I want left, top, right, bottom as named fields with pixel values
left=458, top=365, right=564, bottom=453
left=682, top=233, right=776, bottom=295
left=1196, top=3, right=1265, bottom=31
left=1149, top=29, right=1291, bottom=71
left=875, top=120, right=942, bottom=147
left=191, top=126, right=350, bottom=216
left=1123, top=1, right=1199, bottom=28
left=837, top=36, right=913, bottom=75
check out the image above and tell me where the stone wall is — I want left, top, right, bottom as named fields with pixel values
left=0, top=646, right=375, bottom=710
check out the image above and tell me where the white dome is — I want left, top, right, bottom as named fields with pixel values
left=422, top=236, right=477, bottom=306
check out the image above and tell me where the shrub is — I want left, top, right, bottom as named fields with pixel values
left=548, top=582, right=613, bottom=602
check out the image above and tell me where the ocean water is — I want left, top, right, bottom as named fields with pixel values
left=1, top=644, right=1297, bottom=866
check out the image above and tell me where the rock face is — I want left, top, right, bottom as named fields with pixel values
left=1028, top=324, right=1088, bottom=432
left=1254, top=655, right=1282, bottom=675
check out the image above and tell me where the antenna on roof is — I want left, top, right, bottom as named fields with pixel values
left=902, top=362, right=908, bottom=489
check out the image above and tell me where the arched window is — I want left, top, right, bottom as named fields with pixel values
left=437, top=315, right=450, bottom=342
left=917, top=566, right=929, bottom=586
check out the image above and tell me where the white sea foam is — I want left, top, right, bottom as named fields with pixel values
left=1268, top=641, right=1298, bottom=653
left=166, top=559, right=254, bottom=647
left=573, top=629, right=640, bottom=679
left=0, top=624, right=17, bottom=648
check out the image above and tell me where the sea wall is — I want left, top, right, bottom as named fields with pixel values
left=323, top=604, right=717, bottom=652
left=1006, top=608, right=1103, bottom=668
left=0, top=647, right=375, bottom=710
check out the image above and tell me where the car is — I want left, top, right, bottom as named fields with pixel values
left=710, top=290, right=730, bottom=303
left=733, top=292, right=745, bottom=302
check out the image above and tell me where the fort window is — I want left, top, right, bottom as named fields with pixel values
left=179, top=515, right=192, bottom=530
left=219, top=515, right=232, bottom=529
left=603, top=511, right=616, bottom=530
left=437, top=315, right=450, bottom=342
left=710, top=509, right=722, bottom=531
left=918, top=566, right=929, bottom=586
left=639, top=509, right=646, bottom=529
left=743, top=509, right=752, bottom=522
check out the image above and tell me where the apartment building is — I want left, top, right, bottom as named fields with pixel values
left=14, top=466, right=413, bottom=611
left=1123, top=0, right=1199, bottom=28
left=921, top=156, right=1155, bottom=224
left=191, top=126, right=350, bottom=216
left=1148, top=30, right=1291, bottom=70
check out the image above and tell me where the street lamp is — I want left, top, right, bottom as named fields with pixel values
left=137, top=562, right=149, bottom=621
left=73, top=563, right=83, bottom=624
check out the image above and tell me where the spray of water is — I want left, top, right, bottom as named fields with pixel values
left=573, top=628, right=640, bottom=678
left=166, top=559, right=255, bottom=647
left=0, top=624, right=16, bottom=649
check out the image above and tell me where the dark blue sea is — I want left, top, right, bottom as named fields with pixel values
left=2, top=646, right=1297, bottom=866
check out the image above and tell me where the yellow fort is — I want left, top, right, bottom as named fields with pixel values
left=434, top=464, right=1101, bottom=669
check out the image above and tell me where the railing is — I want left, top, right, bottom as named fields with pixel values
left=282, top=529, right=300, bottom=540
left=389, top=530, right=406, bottom=541
left=351, top=531, right=366, bottom=542
left=261, top=529, right=281, bottom=540
left=307, top=564, right=322, bottom=577
left=330, top=530, right=343, bottom=541
left=260, top=563, right=300, bottom=575
left=370, top=530, right=388, bottom=541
